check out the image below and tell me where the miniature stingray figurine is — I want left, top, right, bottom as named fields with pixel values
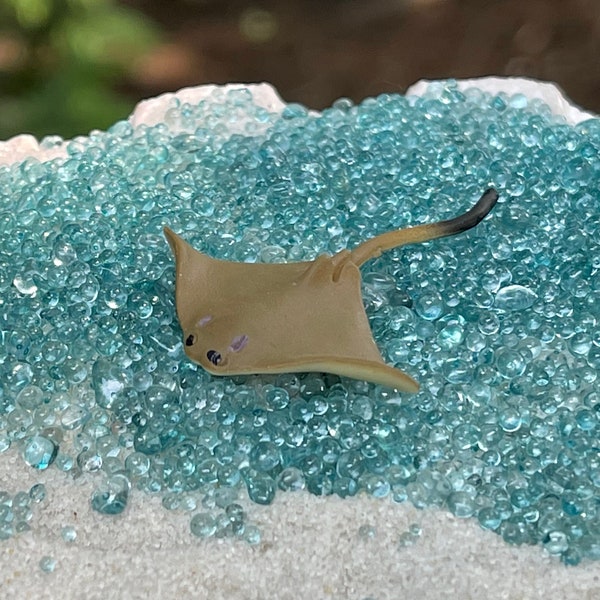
left=164, top=188, right=498, bottom=392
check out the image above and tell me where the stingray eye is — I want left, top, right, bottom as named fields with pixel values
left=207, top=350, right=222, bottom=366
left=185, top=334, right=196, bottom=347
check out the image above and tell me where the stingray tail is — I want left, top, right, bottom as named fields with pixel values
left=348, top=188, right=498, bottom=267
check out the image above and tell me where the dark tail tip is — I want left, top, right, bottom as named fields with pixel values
left=440, top=188, right=499, bottom=236
left=477, top=188, right=499, bottom=217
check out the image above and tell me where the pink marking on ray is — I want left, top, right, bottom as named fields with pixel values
left=229, top=334, right=249, bottom=352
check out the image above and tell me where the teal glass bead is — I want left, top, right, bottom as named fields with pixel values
left=495, top=350, right=527, bottom=379
left=249, top=441, right=281, bottom=472
left=357, top=524, right=376, bottom=540
left=397, top=531, right=416, bottom=548
left=498, top=407, right=523, bottom=432
left=61, top=525, right=77, bottom=542
left=336, top=450, right=364, bottom=480
left=0, top=435, right=10, bottom=454
left=413, top=291, right=444, bottom=321
left=242, top=524, right=261, bottom=545
left=60, top=406, right=90, bottom=430
left=446, top=492, right=476, bottom=518
left=500, top=518, right=534, bottom=546
left=282, top=103, right=309, bottom=120
left=213, top=486, right=238, bottom=509
left=22, top=435, right=58, bottom=470
left=39, top=556, right=57, bottom=573
left=90, top=474, right=130, bottom=515
left=162, top=493, right=181, bottom=511
left=276, top=467, right=305, bottom=492
left=213, top=512, right=233, bottom=538
left=16, top=386, right=44, bottom=411
left=544, top=531, right=569, bottom=555
left=225, top=503, right=245, bottom=524
left=362, top=474, right=391, bottom=498
left=54, top=453, right=74, bottom=472
left=14, top=521, right=30, bottom=534
left=29, top=483, right=46, bottom=503
left=0, top=522, right=14, bottom=540
left=332, top=477, right=358, bottom=498
left=124, top=452, right=151, bottom=478
left=12, top=491, right=30, bottom=509
left=246, top=474, right=276, bottom=505
left=190, top=513, right=216, bottom=539
left=494, top=285, right=537, bottom=311
left=179, top=495, right=197, bottom=512
left=217, top=464, right=241, bottom=487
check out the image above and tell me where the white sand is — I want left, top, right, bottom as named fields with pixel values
left=1, top=448, right=600, bottom=600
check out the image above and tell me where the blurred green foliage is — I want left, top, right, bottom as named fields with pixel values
left=0, top=0, right=160, bottom=140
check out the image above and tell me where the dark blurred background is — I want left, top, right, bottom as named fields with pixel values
left=1, top=0, right=599, bottom=139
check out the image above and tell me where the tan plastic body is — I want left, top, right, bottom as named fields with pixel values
left=165, top=188, right=498, bottom=392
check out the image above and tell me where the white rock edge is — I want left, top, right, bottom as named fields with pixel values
left=406, top=76, right=597, bottom=125
left=0, top=77, right=597, bottom=167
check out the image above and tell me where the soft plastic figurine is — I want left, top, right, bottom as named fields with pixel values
left=165, top=188, right=498, bottom=392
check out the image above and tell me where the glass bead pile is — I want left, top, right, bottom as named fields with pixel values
left=0, top=484, right=45, bottom=540
left=0, top=82, right=599, bottom=565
